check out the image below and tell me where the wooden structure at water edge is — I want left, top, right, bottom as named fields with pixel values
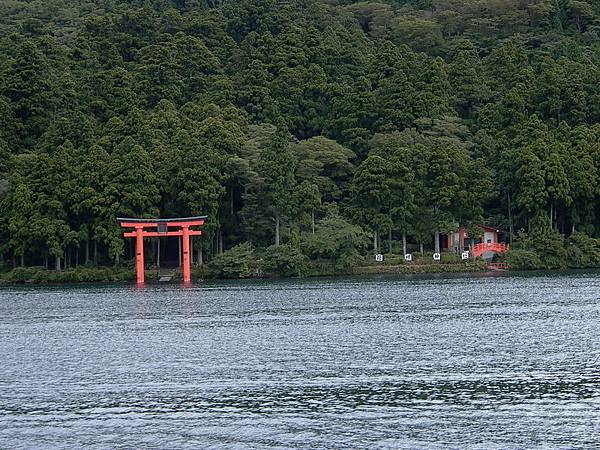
left=117, top=216, right=206, bottom=284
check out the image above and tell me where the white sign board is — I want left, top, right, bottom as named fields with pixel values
left=433, top=253, right=441, bottom=261
left=375, top=254, right=384, bottom=262
left=461, top=251, right=470, bottom=260
left=404, top=253, right=412, bottom=262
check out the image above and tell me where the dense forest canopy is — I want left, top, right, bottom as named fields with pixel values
left=0, top=0, right=599, bottom=270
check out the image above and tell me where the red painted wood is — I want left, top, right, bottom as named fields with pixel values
left=135, top=227, right=145, bottom=284
left=123, top=231, right=202, bottom=238
left=119, top=220, right=204, bottom=229
left=487, top=262, right=509, bottom=271
left=182, top=226, right=191, bottom=283
left=473, top=242, right=509, bottom=258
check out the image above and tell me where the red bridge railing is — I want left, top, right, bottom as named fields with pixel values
left=473, top=242, right=509, bottom=258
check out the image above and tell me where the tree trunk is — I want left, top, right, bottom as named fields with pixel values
left=373, top=230, right=378, bottom=252
left=93, top=241, right=98, bottom=265
left=20, top=254, right=24, bottom=267
left=507, top=191, right=514, bottom=245
left=76, top=247, right=79, bottom=267
left=388, top=229, right=393, bottom=253
left=402, top=234, right=407, bottom=256
left=434, top=230, right=440, bottom=254
left=198, top=245, right=203, bottom=267
left=157, top=238, right=161, bottom=268
left=420, top=241, right=424, bottom=255
left=55, top=256, right=61, bottom=272
left=178, top=237, right=182, bottom=267
left=115, top=252, right=119, bottom=265
left=44, top=255, right=48, bottom=269
left=275, top=216, right=280, bottom=246
left=219, top=229, right=224, bottom=254
left=190, top=237, right=194, bottom=267
left=549, top=204, right=554, bottom=229
left=85, top=239, right=90, bottom=264
left=311, top=210, right=315, bottom=234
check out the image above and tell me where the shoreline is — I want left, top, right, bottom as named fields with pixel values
left=0, top=261, right=486, bottom=285
left=9, top=260, right=600, bottom=286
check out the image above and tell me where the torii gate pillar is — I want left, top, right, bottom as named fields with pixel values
left=118, top=217, right=206, bottom=285
left=182, top=226, right=191, bottom=283
left=135, top=227, right=145, bottom=284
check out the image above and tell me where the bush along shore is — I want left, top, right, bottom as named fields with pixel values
left=0, top=259, right=486, bottom=285
left=0, top=265, right=139, bottom=284
left=197, top=246, right=490, bottom=280
left=502, top=226, right=600, bottom=271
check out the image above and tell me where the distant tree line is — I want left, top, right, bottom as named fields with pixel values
left=0, top=0, right=599, bottom=270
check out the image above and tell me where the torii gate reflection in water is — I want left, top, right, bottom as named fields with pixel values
left=117, top=216, right=206, bottom=284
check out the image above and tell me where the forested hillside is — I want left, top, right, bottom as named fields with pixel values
left=1, top=0, right=600, bottom=272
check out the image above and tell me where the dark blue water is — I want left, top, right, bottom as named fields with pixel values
left=1, top=274, right=599, bottom=449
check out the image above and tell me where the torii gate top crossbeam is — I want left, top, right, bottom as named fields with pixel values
left=117, top=216, right=207, bottom=229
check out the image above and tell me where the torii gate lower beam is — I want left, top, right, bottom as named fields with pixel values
left=117, top=217, right=206, bottom=284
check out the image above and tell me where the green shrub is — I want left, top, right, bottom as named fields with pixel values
left=348, top=260, right=485, bottom=275
left=305, top=260, right=339, bottom=277
left=361, top=253, right=405, bottom=266
left=515, top=215, right=567, bottom=269
left=0, top=266, right=136, bottom=284
left=208, top=242, right=258, bottom=278
left=412, top=251, right=459, bottom=264
left=30, top=269, right=51, bottom=283
left=300, top=213, right=369, bottom=262
left=335, top=249, right=364, bottom=269
left=4, top=267, right=45, bottom=283
left=260, top=244, right=306, bottom=277
left=504, top=249, right=543, bottom=270
left=565, top=232, right=600, bottom=268
left=440, top=252, right=460, bottom=264
left=191, top=265, right=212, bottom=279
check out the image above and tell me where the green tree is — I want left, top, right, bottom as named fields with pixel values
left=254, top=130, right=296, bottom=246
left=290, top=136, right=356, bottom=202
left=349, top=154, right=412, bottom=252
left=293, top=181, right=321, bottom=233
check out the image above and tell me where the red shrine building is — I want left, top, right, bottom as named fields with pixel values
left=442, top=225, right=509, bottom=258
left=118, top=216, right=206, bottom=284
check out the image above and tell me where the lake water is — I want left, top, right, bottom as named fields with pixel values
left=1, top=273, right=599, bottom=449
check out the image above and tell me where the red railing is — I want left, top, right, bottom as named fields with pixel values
left=473, top=242, right=509, bottom=258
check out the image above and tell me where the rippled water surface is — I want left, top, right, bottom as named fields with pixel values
left=1, top=273, right=600, bottom=449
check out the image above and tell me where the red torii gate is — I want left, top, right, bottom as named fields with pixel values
left=117, top=216, right=206, bottom=284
